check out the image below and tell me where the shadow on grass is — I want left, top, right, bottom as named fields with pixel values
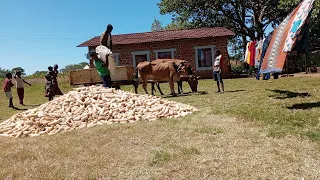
left=162, top=91, right=209, bottom=98
left=224, top=90, right=246, bottom=93
left=266, top=89, right=311, bottom=99
left=287, top=102, right=320, bottom=110
left=12, top=107, right=28, bottom=111
left=24, top=104, right=42, bottom=107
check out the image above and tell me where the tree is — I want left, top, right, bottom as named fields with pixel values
left=12, top=67, right=26, bottom=75
left=60, top=62, right=89, bottom=73
left=151, top=18, right=164, bottom=32
left=164, top=20, right=189, bottom=30
left=30, top=71, right=47, bottom=77
left=0, top=68, right=11, bottom=78
left=158, top=0, right=319, bottom=52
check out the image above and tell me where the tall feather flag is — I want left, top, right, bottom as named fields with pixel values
left=260, top=0, right=315, bottom=74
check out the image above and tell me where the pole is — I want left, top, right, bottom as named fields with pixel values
left=304, top=54, right=307, bottom=74
left=286, top=58, right=289, bottom=77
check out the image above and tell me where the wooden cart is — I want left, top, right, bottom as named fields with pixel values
left=69, top=66, right=137, bottom=89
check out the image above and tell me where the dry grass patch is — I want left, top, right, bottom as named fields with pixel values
left=1, top=77, right=320, bottom=178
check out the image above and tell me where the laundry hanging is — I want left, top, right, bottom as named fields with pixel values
left=260, top=0, right=315, bottom=74
left=256, top=32, right=273, bottom=80
left=283, top=0, right=315, bottom=52
left=244, top=41, right=258, bottom=67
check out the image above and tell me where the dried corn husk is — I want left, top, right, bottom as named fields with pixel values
left=0, top=86, right=197, bottom=138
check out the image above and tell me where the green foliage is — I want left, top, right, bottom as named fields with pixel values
left=164, top=20, right=190, bottom=30
left=12, top=67, right=26, bottom=75
left=231, top=64, right=246, bottom=75
left=26, top=71, right=48, bottom=79
left=0, top=67, right=11, bottom=78
left=158, top=0, right=320, bottom=53
left=151, top=18, right=164, bottom=32
left=158, top=0, right=290, bottom=40
left=309, top=53, right=320, bottom=67
left=60, top=62, right=89, bottom=73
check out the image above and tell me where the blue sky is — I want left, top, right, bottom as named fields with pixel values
left=0, top=0, right=172, bottom=75
left=0, top=0, right=276, bottom=75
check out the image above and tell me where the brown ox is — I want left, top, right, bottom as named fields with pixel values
left=151, top=65, right=199, bottom=95
left=136, top=59, right=188, bottom=96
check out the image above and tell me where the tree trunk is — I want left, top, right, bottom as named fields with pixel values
left=242, top=35, right=247, bottom=59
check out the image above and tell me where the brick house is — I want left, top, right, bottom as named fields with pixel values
left=77, top=27, right=234, bottom=78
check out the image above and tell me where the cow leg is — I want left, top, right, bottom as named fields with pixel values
left=134, top=81, right=138, bottom=94
left=151, top=82, right=155, bottom=95
left=142, top=78, right=149, bottom=94
left=169, top=79, right=177, bottom=97
left=177, top=81, right=183, bottom=94
left=157, top=82, right=164, bottom=95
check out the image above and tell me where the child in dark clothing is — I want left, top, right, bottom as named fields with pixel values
left=53, top=64, right=63, bottom=95
left=45, top=66, right=55, bottom=101
left=3, top=73, right=15, bottom=108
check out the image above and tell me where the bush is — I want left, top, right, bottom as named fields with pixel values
left=231, top=65, right=246, bottom=74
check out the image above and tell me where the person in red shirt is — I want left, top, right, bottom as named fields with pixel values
left=3, top=73, right=15, bottom=108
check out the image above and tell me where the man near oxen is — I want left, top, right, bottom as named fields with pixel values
left=90, top=52, right=112, bottom=88
left=213, top=50, right=225, bottom=93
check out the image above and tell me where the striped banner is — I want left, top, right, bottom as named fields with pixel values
left=283, top=0, right=315, bottom=52
left=260, top=5, right=301, bottom=74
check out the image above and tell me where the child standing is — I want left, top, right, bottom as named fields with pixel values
left=213, top=50, right=225, bottom=93
left=45, top=66, right=55, bottom=101
left=53, top=64, right=63, bottom=95
left=3, top=73, right=15, bottom=108
left=14, top=71, right=31, bottom=105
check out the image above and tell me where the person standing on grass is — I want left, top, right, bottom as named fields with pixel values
left=45, top=66, right=55, bottom=101
left=213, top=50, right=225, bottom=93
left=3, top=73, right=15, bottom=108
left=90, top=52, right=112, bottom=88
left=53, top=64, right=63, bottom=96
left=14, top=71, right=31, bottom=105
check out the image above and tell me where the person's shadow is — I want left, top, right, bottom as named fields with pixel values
left=12, top=106, right=28, bottom=111
left=266, top=89, right=311, bottom=99
left=287, top=102, right=320, bottom=110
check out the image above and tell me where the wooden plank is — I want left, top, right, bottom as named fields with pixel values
left=69, top=66, right=135, bottom=85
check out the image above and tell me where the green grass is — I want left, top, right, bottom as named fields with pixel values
left=1, top=76, right=320, bottom=179
left=171, top=76, right=320, bottom=141
left=2, top=76, right=320, bottom=140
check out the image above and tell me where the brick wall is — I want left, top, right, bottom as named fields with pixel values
left=88, top=36, right=230, bottom=79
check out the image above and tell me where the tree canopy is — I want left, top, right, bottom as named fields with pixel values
left=12, top=67, right=26, bottom=75
left=0, top=68, right=11, bottom=78
left=158, top=0, right=320, bottom=52
left=60, top=62, right=89, bottom=73
left=151, top=18, right=164, bottom=32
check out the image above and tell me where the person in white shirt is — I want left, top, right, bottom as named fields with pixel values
left=213, top=50, right=224, bottom=93
left=14, top=71, right=31, bottom=105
